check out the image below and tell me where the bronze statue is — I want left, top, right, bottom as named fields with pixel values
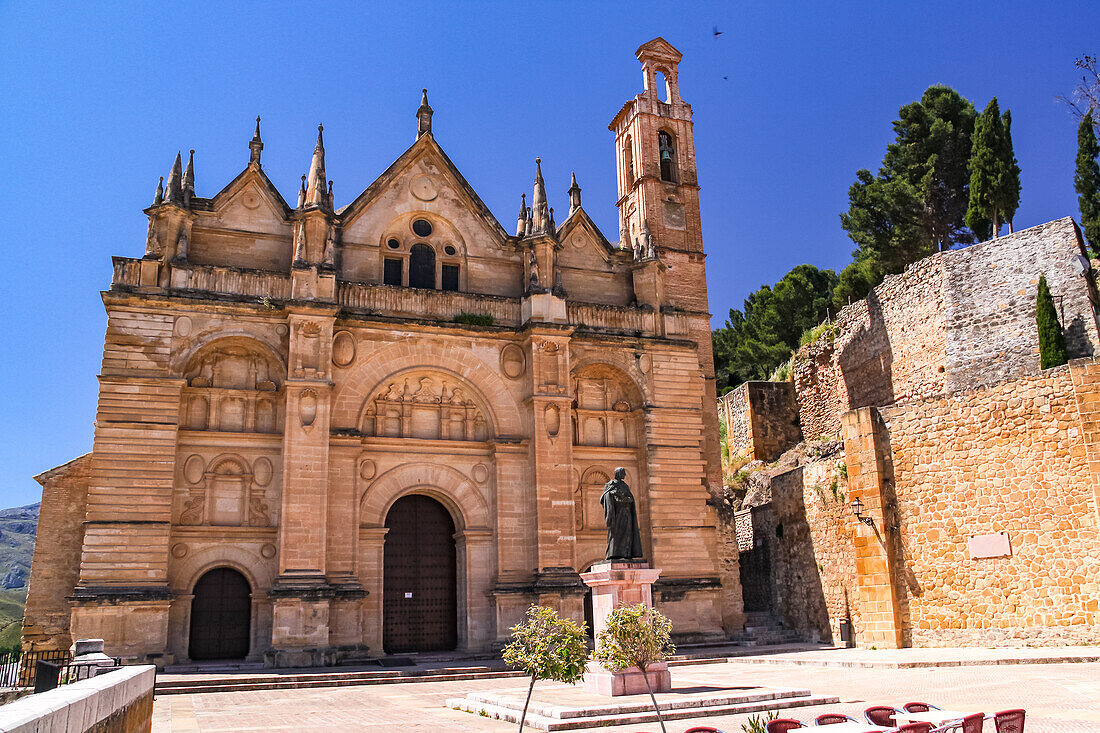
left=601, top=467, right=643, bottom=561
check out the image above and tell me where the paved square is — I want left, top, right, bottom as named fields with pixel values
left=152, top=653, right=1100, bottom=732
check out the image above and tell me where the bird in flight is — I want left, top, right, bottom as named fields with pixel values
left=713, top=25, right=723, bottom=39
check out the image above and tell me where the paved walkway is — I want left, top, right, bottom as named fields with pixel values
left=152, top=647, right=1100, bottom=732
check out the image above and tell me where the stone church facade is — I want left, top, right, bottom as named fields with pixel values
left=24, top=38, right=738, bottom=666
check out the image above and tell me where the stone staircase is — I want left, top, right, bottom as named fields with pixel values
left=733, top=611, right=804, bottom=647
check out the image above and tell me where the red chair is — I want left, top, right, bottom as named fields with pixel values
left=685, top=728, right=726, bottom=733
left=865, top=706, right=902, bottom=726
left=765, top=720, right=805, bottom=733
left=993, top=709, right=1024, bottom=732
left=957, top=713, right=986, bottom=732
left=904, top=702, right=943, bottom=713
left=815, top=714, right=858, bottom=725
left=898, top=724, right=933, bottom=733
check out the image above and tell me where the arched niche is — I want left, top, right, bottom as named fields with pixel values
left=358, top=368, right=494, bottom=442
left=178, top=453, right=272, bottom=528
left=377, top=212, right=468, bottom=292
left=179, top=337, right=285, bottom=434
left=570, top=362, right=644, bottom=448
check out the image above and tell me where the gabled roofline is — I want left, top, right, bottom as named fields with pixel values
left=207, top=164, right=295, bottom=218
left=337, top=133, right=509, bottom=240
left=557, top=206, right=621, bottom=256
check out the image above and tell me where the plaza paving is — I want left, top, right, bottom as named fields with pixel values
left=152, top=647, right=1100, bottom=732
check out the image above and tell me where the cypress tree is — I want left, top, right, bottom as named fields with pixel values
left=1076, top=111, right=1100, bottom=256
left=1037, top=274, right=1068, bottom=369
left=966, top=98, right=1007, bottom=239
left=997, top=109, right=1021, bottom=233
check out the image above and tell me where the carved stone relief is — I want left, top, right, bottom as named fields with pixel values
left=361, top=373, right=488, bottom=441
left=299, top=389, right=318, bottom=429
left=577, top=468, right=611, bottom=532
left=177, top=455, right=273, bottom=528
left=332, top=331, right=356, bottom=368
left=500, top=343, right=526, bottom=380
left=571, top=370, right=640, bottom=448
left=174, top=316, right=192, bottom=338
left=181, top=341, right=283, bottom=434
left=544, top=404, right=561, bottom=437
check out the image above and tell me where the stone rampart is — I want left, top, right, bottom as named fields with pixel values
left=718, top=381, right=801, bottom=462
left=837, top=360, right=1100, bottom=647
left=0, top=665, right=155, bottom=733
left=794, top=217, right=1099, bottom=441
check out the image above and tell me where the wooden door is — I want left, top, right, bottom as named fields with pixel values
left=189, top=567, right=251, bottom=660
left=383, top=495, right=457, bottom=653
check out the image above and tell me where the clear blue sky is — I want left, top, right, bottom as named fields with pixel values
left=1, top=1, right=1097, bottom=507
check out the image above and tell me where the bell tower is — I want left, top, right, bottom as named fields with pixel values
left=611, top=38, right=721, bottom=494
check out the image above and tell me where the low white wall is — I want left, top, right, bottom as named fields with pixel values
left=0, top=665, right=155, bottom=733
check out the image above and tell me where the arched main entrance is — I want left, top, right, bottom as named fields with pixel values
left=383, top=494, right=457, bottom=653
left=188, top=567, right=251, bottom=660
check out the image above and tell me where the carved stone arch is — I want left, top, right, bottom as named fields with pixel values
left=359, top=462, right=490, bottom=532
left=170, top=544, right=274, bottom=595
left=333, top=341, right=525, bottom=437
left=569, top=353, right=649, bottom=405
left=178, top=336, right=286, bottom=435
left=173, top=331, right=286, bottom=377
left=207, top=453, right=251, bottom=476
left=355, top=366, right=495, bottom=441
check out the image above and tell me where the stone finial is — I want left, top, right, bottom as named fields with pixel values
left=327, top=179, right=334, bottom=209
left=153, top=176, right=164, bottom=206
left=322, top=224, right=337, bottom=268
left=416, top=88, right=433, bottom=139
left=293, top=223, right=307, bottom=266
left=182, top=150, right=196, bottom=208
left=516, top=192, right=528, bottom=237
left=532, top=158, right=550, bottom=234
left=164, top=152, right=183, bottom=205
left=568, top=172, right=581, bottom=215
left=305, top=124, right=327, bottom=208
left=297, top=174, right=307, bottom=209
left=249, top=116, right=264, bottom=167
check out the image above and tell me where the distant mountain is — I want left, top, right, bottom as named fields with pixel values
left=0, top=504, right=38, bottom=591
left=0, top=503, right=38, bottom=649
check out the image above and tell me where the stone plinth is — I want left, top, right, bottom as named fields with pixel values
left=581, top=561, right=671, bottom=696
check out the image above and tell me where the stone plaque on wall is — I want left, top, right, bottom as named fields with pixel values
left=968, top=531, right=1011, bottom=559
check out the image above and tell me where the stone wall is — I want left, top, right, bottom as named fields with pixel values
left=717, top=381, right=801, bottom=462
left=0, top=665, right=155, bottom=733
left=22, top=454, right=91, bottom=651
left=839, top=361, right=1100, bottom=647
left=795, top=218, right=1100, bottom=441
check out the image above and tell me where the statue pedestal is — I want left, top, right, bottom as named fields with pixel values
left=581, top=561, right=671, bottom=696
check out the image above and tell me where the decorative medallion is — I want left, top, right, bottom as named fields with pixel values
left=174, top=316, right=192, bottom=338
left=500, top=343, right=526, bottom=380
left=242, top=191, right=261, bottom=210
left=182, top=455, right=205, bottom=485
left=472, top=463, right=489, bottom=484
left=410, top=174, right=438, bottom=201
left=275, top=324, right=289, bottom=337
left=332, top=331, right=356, bottom=367
left=299, top=389, right=318, bottom=428
left=637, top=353, right=651, bottom=373
left=260, top=543, right=277, bottom=559
left=253, top=457, right=273, bottom=487
left=359, top=458, right=377, bottom=481
left=170, top=543, right=188, bottom=559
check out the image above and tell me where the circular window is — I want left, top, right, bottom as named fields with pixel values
left=412, top=219, right=433, bottom=237
left=444, top=245, right=457, bottom=256
left=386, top=238, right=400, bottom=250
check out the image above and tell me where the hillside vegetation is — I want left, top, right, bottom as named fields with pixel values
left=0, top=504, right=39, bottom=651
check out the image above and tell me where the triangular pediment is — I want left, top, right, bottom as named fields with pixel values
left=338, top=134, right=509, bottom=243
left=204, top=165, right=294, bottom=231
left=635, top=37, right=682, bottom=63
left=558, top=207, right=619, bottom=262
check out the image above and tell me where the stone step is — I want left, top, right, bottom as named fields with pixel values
left=156, top=668, right=525, bottom=695
left=447, top=691, right=841, bottom=731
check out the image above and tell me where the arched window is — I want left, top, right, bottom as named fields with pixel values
left=409, top=243, right=435, bottom=289
left=655, top=70, right=670, bottom=102
left=624, top=136, right=634, bottom=186
left=658, top=131, right=677, bottom=183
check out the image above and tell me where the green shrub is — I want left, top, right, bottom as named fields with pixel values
left=502, top=605, right=589, bottom=732
left=1037, top=274, right=1068, bottom=369
left=594, top=603, right=675, bottom=733
left=453, top=312, right=494, bottom=327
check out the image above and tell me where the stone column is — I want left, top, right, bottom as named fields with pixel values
left=358, top=528, right=388, bottom=654
left=581, top=562, right=671, bottom=696
left=841, top=406, right=904, bottom=649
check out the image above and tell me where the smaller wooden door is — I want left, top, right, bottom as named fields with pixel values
left=189, top=568, right=251, bottom=660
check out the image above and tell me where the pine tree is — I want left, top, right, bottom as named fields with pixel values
left=1076, top=111, right=1100, bottom=256
left=1037, top=274, right=1068, bottom=369
left=967, top=98, right=1008, bottom=239
left=997, top=109, right=1021, bottom=233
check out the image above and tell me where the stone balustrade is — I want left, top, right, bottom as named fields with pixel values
left=112, top=258, right=683, bottom=337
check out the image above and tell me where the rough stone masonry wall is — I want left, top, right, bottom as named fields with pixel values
left=717, top=382, right=801, bottom=462
left=878, top=364, right=1100, bottom=646
left=22, top=454, right=91, bottom=651
left=794, top=217, right=1099, bottom=441
left=719, top=383, right=750, bottom=458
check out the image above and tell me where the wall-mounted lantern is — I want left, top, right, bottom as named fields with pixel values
left=850, top=497, right=875, bottom=527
